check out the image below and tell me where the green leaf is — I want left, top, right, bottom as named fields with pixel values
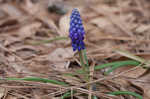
left=5, top=77, right=68, bottom=86
left=61, top=91, right=76, bottom=99
left=108, top=91, right=143, bottom=99
left=114, top=49, right=146, bottom=63
left=94, top=60, right=140, bottom=70
left=104, top=60, right=140, bottom=75
left=31, top=36, right=69, bottom=45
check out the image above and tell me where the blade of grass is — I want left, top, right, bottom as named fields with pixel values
left=94, top=60, right=140, bottom=70
left=77, top=60, right=141, bottom=75
left=92, top=96, right=98, bottom=99
left=104, top=60, right=140, bottom=75
left=3, top=77, right=68, bottom=86
left=114, top=49, right=146, bottom=63
left=61, top=91, right=76, bottom=99
left=61, top=91, right=98, bottom=99
left=75, top=69, right=87, bottom=74
left=31, top=36, right=69, bottom=45
left=62, top=73, right=77, bottom=77
left=108, top=91, right=143, bottom=99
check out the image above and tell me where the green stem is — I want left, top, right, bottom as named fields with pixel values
left=83, top=49, right=89, bottom=67
left=79, top=50, right=90, bottom=81
left=79, top=50, right=85, bottom=68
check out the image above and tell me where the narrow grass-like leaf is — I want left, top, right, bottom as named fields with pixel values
left=92, top=96, right=98, bottom=99
left=108, top=91, right=143, bottom=99
left=61, top=91, right=76, bottom=99
left=104, top=60, right=140, bottom=75
left=115, top=49, right=146, bottom=63
left=31, top=36, right=69, bottom=45
left=5, top=77, right=68, bottom=86
left=94, top=60, right=140, bottom=70
left=75, top=69, right=86, bottom=74
left=63, top=73, right=77, bottom=77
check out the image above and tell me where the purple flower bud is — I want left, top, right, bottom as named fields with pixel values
left=69, top=9, right=85, bottom=51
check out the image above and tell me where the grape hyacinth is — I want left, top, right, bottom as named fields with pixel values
left=69, top=9, right=85, bottom=51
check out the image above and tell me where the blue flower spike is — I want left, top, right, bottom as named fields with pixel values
left=69, top=9, right=85, bottom=51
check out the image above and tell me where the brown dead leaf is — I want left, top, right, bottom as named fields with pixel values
left=0, top=87, right=5, bottom=98
left=48, top=47, right=73, bottom=62
left=88, top=12, right=123, bottom=37
left=47, top=47, right=73, bottom=71
left=59, top=13, right=70, bottom=36
left=34, top=9, right=59, bottom=35
left=6, top=55, right=27, bottom=73
left=0, top=18, right=19, bottom=32
left=0, top=3, right=24, bottom=18
left=110, top=53, right=150, bottom=78
left=33, top=90, right=43, bottom=99
left=21, top=0, right=40, bottom=14
left=13, top=45, right=38, bottom=60
left=130, top=73, right=150, bottom=99
left=3, top=36, right=22, bottom=47
left=135, top=24, right=150, bottom=34
left=113, top=77, right=130, bottom=88
left=61, top=75, right=82, bottom=86
left=114, top=66, right=146, bottom=78
left=0, top=9, right=8, bottom=19
left=59, top=7, right=84, bottom=36
left=18, top=21, right=41, bottom=39
left=90, top=17, right=113, bottom=28
left=27, top=58, right=53, bottom=74
left=6, top=95, right=17, bottom=99
left=90, top=4, right=134, bottom=37
left=114, top=53, right=150, bottom=62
